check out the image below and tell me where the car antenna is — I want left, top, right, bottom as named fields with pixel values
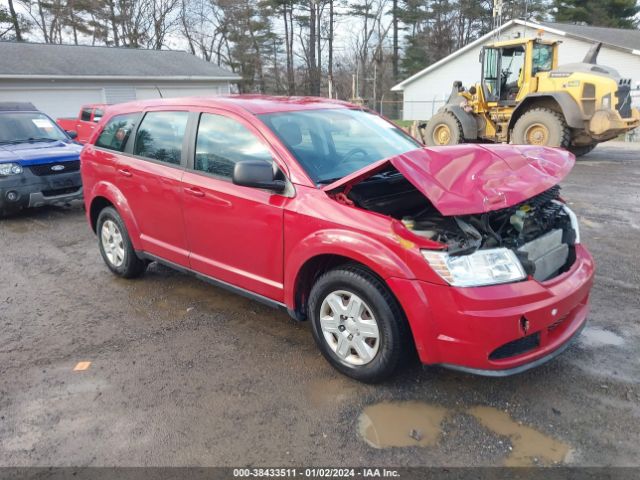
left=155, top=86, right=164, bottom=98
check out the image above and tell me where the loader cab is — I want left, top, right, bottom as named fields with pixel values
left=480, top=39, right=558, bottom=105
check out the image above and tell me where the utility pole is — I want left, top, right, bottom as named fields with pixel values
left=328, top=0, right=334, bottom=98
left=392, top=0, right=398, bottom=81
left=493, top=0, right=503, bottom=38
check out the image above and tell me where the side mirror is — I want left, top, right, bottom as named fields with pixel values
left=232, top=160, right=286, bottom=193
left=66, top=130, right=78, bottom=139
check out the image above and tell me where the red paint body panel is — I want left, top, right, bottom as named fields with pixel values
left=81, top=95, right=595, bottom=374
left=57, top=104, right=108, bottom=144
left=324, top=144, right=575, bottom=215
left=182, top=170, right=287, bottom=300
left=389, top=245, right=594, bottom=369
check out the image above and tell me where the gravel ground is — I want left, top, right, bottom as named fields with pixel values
left=0, top=142, right=638, bottom=467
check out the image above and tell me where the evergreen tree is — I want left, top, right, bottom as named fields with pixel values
left=554, top=0, right=640, bottom=28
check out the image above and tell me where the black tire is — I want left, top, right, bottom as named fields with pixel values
left=96, top=206, right=147, bottom=278
left=511, top=108, right=571, bottom=147
left=569, top=143, right=597, bottom=157
left=308, top=264, right=410, bottom=383
left=423, top=112, right=463, bottom=146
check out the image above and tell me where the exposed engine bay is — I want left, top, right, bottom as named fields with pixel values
left=337, top=168, right=578, bottom=282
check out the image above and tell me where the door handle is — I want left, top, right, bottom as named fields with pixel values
left=118, top=168, right=132, bottom=177
left=185, top=186, right=205, bottom=197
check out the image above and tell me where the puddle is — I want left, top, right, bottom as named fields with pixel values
left=3, top=221, right=30, bottom=234
left=357, top=401, right=447, bottom=448
left=357, top=402, right=571, bottom=465
left=468, top=406, right=570, bottom=466
left=579, top=327, right=625, bottom=347
left=579, top=218, right=603, bottom=229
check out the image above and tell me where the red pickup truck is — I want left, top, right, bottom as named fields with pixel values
left=57, top=104, right=107, bottom=144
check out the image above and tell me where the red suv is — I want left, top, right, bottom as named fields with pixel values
left=81, top=96, right=594, bottom=382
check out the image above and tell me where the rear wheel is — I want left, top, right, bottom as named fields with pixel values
left=97, top=207, right=147, bottom=278
left=511, top=108, right=570, bottom=148
left=308, top=264, right=410, bottom=383
left=569, top=143, right=597, bottom=157
left=423, top=112, right=463, bottom=146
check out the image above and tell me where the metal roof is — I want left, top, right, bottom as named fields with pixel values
left=541, top=22, right=640, bottom=53
left=0, top=42, right=241, bottom=81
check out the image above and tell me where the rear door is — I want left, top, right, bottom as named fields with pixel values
left=181, top=110, right=287, bottom=301
left=115, top=109, right=191, bottom=266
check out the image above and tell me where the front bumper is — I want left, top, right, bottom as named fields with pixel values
left=588, top=107, right=640, bottom=140
left=0, top=167, right=82, bottom=213
left=389, top=244, right=594, bottom=375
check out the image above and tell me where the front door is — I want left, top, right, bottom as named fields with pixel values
left=77, top=107, right=95, bottom=141
left=181, top=111, right=287, bottom=301
left=115, top=109, right=191, bottom=266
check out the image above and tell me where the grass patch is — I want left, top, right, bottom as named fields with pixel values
left=392, top=120, right=414, bottom=128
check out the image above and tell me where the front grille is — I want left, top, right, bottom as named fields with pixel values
left=42, top=187, right=79, bottom=197
left=489, top=332, right=540, bottom=361
left=29, top=160, right=80, bottom=176
left=616, top=82, right=632, bottom=118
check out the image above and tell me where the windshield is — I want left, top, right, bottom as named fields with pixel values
left=0, top=112, right=68, bottom=145
left=532, top=44, right=554, bottom=75
left=259, top=109, right=421, bottom=184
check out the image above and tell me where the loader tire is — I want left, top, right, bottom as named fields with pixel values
left=569, top=143, right=597, bottom=157
left=423, top=112, right=463, bottom=146
left=511, top=108, right=571, bottom=148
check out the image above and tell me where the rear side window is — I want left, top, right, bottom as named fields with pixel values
left=93, top=109, right=104, bottom=123
left=95, top=113, right=138, bottom=152
left=81, top=108, right=92, bottom=121
left=194, top=113, right=273, bottom=178
left=134, top=111, right=189, bottom=166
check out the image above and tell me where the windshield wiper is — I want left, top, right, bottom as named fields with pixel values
left=317, top=176, right=343, bottom=185
left=3, top=137, right=58, bottom=145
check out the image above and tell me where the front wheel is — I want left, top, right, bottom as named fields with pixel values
left=569, top=143, right=597, bottom=157
left=423, top=112, right=463, bottom=146
left=511, top=108, right=570, bottom=147
left=97, top=206, right=147, bottom=278
left=308, top=264, right=410, bottom=383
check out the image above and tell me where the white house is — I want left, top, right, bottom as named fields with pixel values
left=0, top=42, right=241, bottom=119
left=392, top=20, right=640, bottom=120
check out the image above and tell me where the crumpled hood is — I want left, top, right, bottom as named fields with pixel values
left=322, top=144, right=575, bottom=216
left=0, top=140, right=82, bottom=167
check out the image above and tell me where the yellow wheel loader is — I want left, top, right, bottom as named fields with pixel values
left=422, top=37, right=640, bottom=156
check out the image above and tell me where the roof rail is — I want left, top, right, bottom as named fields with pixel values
left=0, top=102, right=38, bottom=112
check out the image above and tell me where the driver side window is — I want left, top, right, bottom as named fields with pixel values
left=194, top=113, right=274, bottom=179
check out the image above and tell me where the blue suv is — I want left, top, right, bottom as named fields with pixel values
left=0, top=102, right=83, bottom=215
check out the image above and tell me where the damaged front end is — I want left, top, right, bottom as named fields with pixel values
left=405, top=184, right=578, bottom=284
left=326, top=146, right=579, bottom=287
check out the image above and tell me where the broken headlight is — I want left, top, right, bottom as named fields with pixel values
left=422, top=248, right=526, bottom=287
